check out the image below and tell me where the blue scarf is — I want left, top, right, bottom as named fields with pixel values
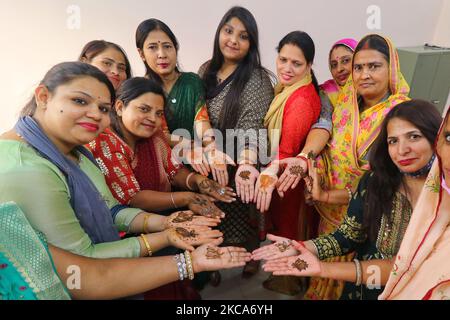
left=15, top=116, right=120, bottom=244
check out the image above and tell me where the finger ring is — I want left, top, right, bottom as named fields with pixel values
left=218, top=188, right=226, bottom=196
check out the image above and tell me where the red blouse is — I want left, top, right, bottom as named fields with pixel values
left=87, top=128, right=182, bottom=205
left=276, top=83, right=321, bottom=160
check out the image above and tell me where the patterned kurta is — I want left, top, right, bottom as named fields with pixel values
left=202, top=66, right=274, bottom=249
left=312, top=172, right=413, bottom=299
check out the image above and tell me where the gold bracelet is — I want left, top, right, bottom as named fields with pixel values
left=140, top=234, right=153, bottom=257
left=345, top=187, right=353, bottom=203
left=184, top=250, right=195, bottom=280
left=185, top=172, right=195, bottom=191
left=143, top=214, right=152, bottom=233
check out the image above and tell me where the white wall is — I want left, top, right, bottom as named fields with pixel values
left=0, top=0, right=447, bottom=131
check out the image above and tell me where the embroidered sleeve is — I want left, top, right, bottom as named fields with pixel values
left=312, top=174, right=369, bottom=260
left=87, top=134, right=140, bottom=205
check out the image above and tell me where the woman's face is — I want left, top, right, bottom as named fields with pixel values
left=353, top=49, right=390, bottom=102
left=387, top=118, right=434, bottom=175
left=218, top=17, right=250, bottom=64
left=117, top=92, right=165, bottom=139
left=437, top=115, right=450, bottom=186
left=36, top=77, right=112, bottom=151
left=139, top=29, right=177, bottom=78
left=88, top=47, right=128, bottom=90
left=276, top=44, right=311, bottom=86
left=330, top=46, right=353, bottom=86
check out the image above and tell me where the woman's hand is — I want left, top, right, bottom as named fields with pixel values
left=235, top=164, right=259, bottom=204
left=205, top=147, right=236, bottom=186
left=166, top=227, right=223, bottom=252
left=262, top=241, right=322, bottom=277
left=305, top=158, right=327, bottom=203
left=191, top=238, right=252, bottom=273
left=165, top=210, right=222, bottom=229
left=254, top=172, right=278, bottom=212
left=275, top=157, right=308, bottom=198
left=251, top=234, right=299, bottom=261
left=187, top=194, right=226, bottom=219
left=195, top=176, right=236, bottom=203
left=183, top=145, right=210, bottom=177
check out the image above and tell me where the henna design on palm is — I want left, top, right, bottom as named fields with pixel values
left=175, top=227, right=198, bottom=238
left=275, top=241, right=292, bottom=253
left=239, top=170, right=251, bottom=181
left=172, top=211, right=194, bottom=223
left=292, top=258, right=309, bottom=272
left=205, top=246, right=224, bottom=259
left=289, top=165, right=306, bottom=178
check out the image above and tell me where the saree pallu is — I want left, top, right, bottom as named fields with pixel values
left=304, top=34, right=410, bottom=300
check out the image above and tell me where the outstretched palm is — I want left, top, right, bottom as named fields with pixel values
left=262, top=241, right=322, bottom=277
left=192, top=238, right=252, bottom=272
left=235, top=164, right=259, bottom=204
left=251, top=234, right=299, bottom=261
left=275, top=157, right=308, bottom=197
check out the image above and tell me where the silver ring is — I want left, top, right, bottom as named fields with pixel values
left=218, top=188, right=226, bottom=196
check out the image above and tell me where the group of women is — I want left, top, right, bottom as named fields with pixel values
left=0, top=5, right=448, bottom=300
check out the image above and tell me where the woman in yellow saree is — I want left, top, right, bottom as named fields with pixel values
left=304, top=34, right=410, bottom=300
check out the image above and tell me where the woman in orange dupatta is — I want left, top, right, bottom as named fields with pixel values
left=303, top=34, right=410, bottom=300
left=379, top=107, right=450, bottom=300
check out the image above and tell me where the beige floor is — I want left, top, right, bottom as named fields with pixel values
left=200, top=266, right=305, bottom=300
left=200, top=241, right=305, bottom=300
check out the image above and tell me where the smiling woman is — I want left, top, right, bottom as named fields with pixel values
left=78, top=40, right=132, bottom=90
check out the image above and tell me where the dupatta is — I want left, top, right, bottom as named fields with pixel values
left=133, top=130, right=172, bottom=193
left=379, top=109, right=450, bottom=300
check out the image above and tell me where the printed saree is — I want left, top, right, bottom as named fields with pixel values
left=304, top=35, right=410, bottom=300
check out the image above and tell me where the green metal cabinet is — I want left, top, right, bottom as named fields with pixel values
left=397, top=46, right=450, bottom=114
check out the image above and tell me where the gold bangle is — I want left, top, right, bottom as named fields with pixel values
left=184, top=250, right=195, bottom=280
left=143, top=214, right=152, bottom=233
left=345, top=187, right=353, bottom=203
left=140, top=234, right=153, bottom=257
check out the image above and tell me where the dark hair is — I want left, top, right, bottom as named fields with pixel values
left=110, top=77, right=165, bottom=140
left=78, top=40, right=132, bottom=79
left=363, top=99, right=442, bottom=242
left=354, top=34, right=390, bottom=64
left=202, top=6, right=269, bottom=132
left=277, top=31, right=320, bottom=95
left=135, top=19, right=180, bottom=86
left=21, top=61, right=115, bottom=117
